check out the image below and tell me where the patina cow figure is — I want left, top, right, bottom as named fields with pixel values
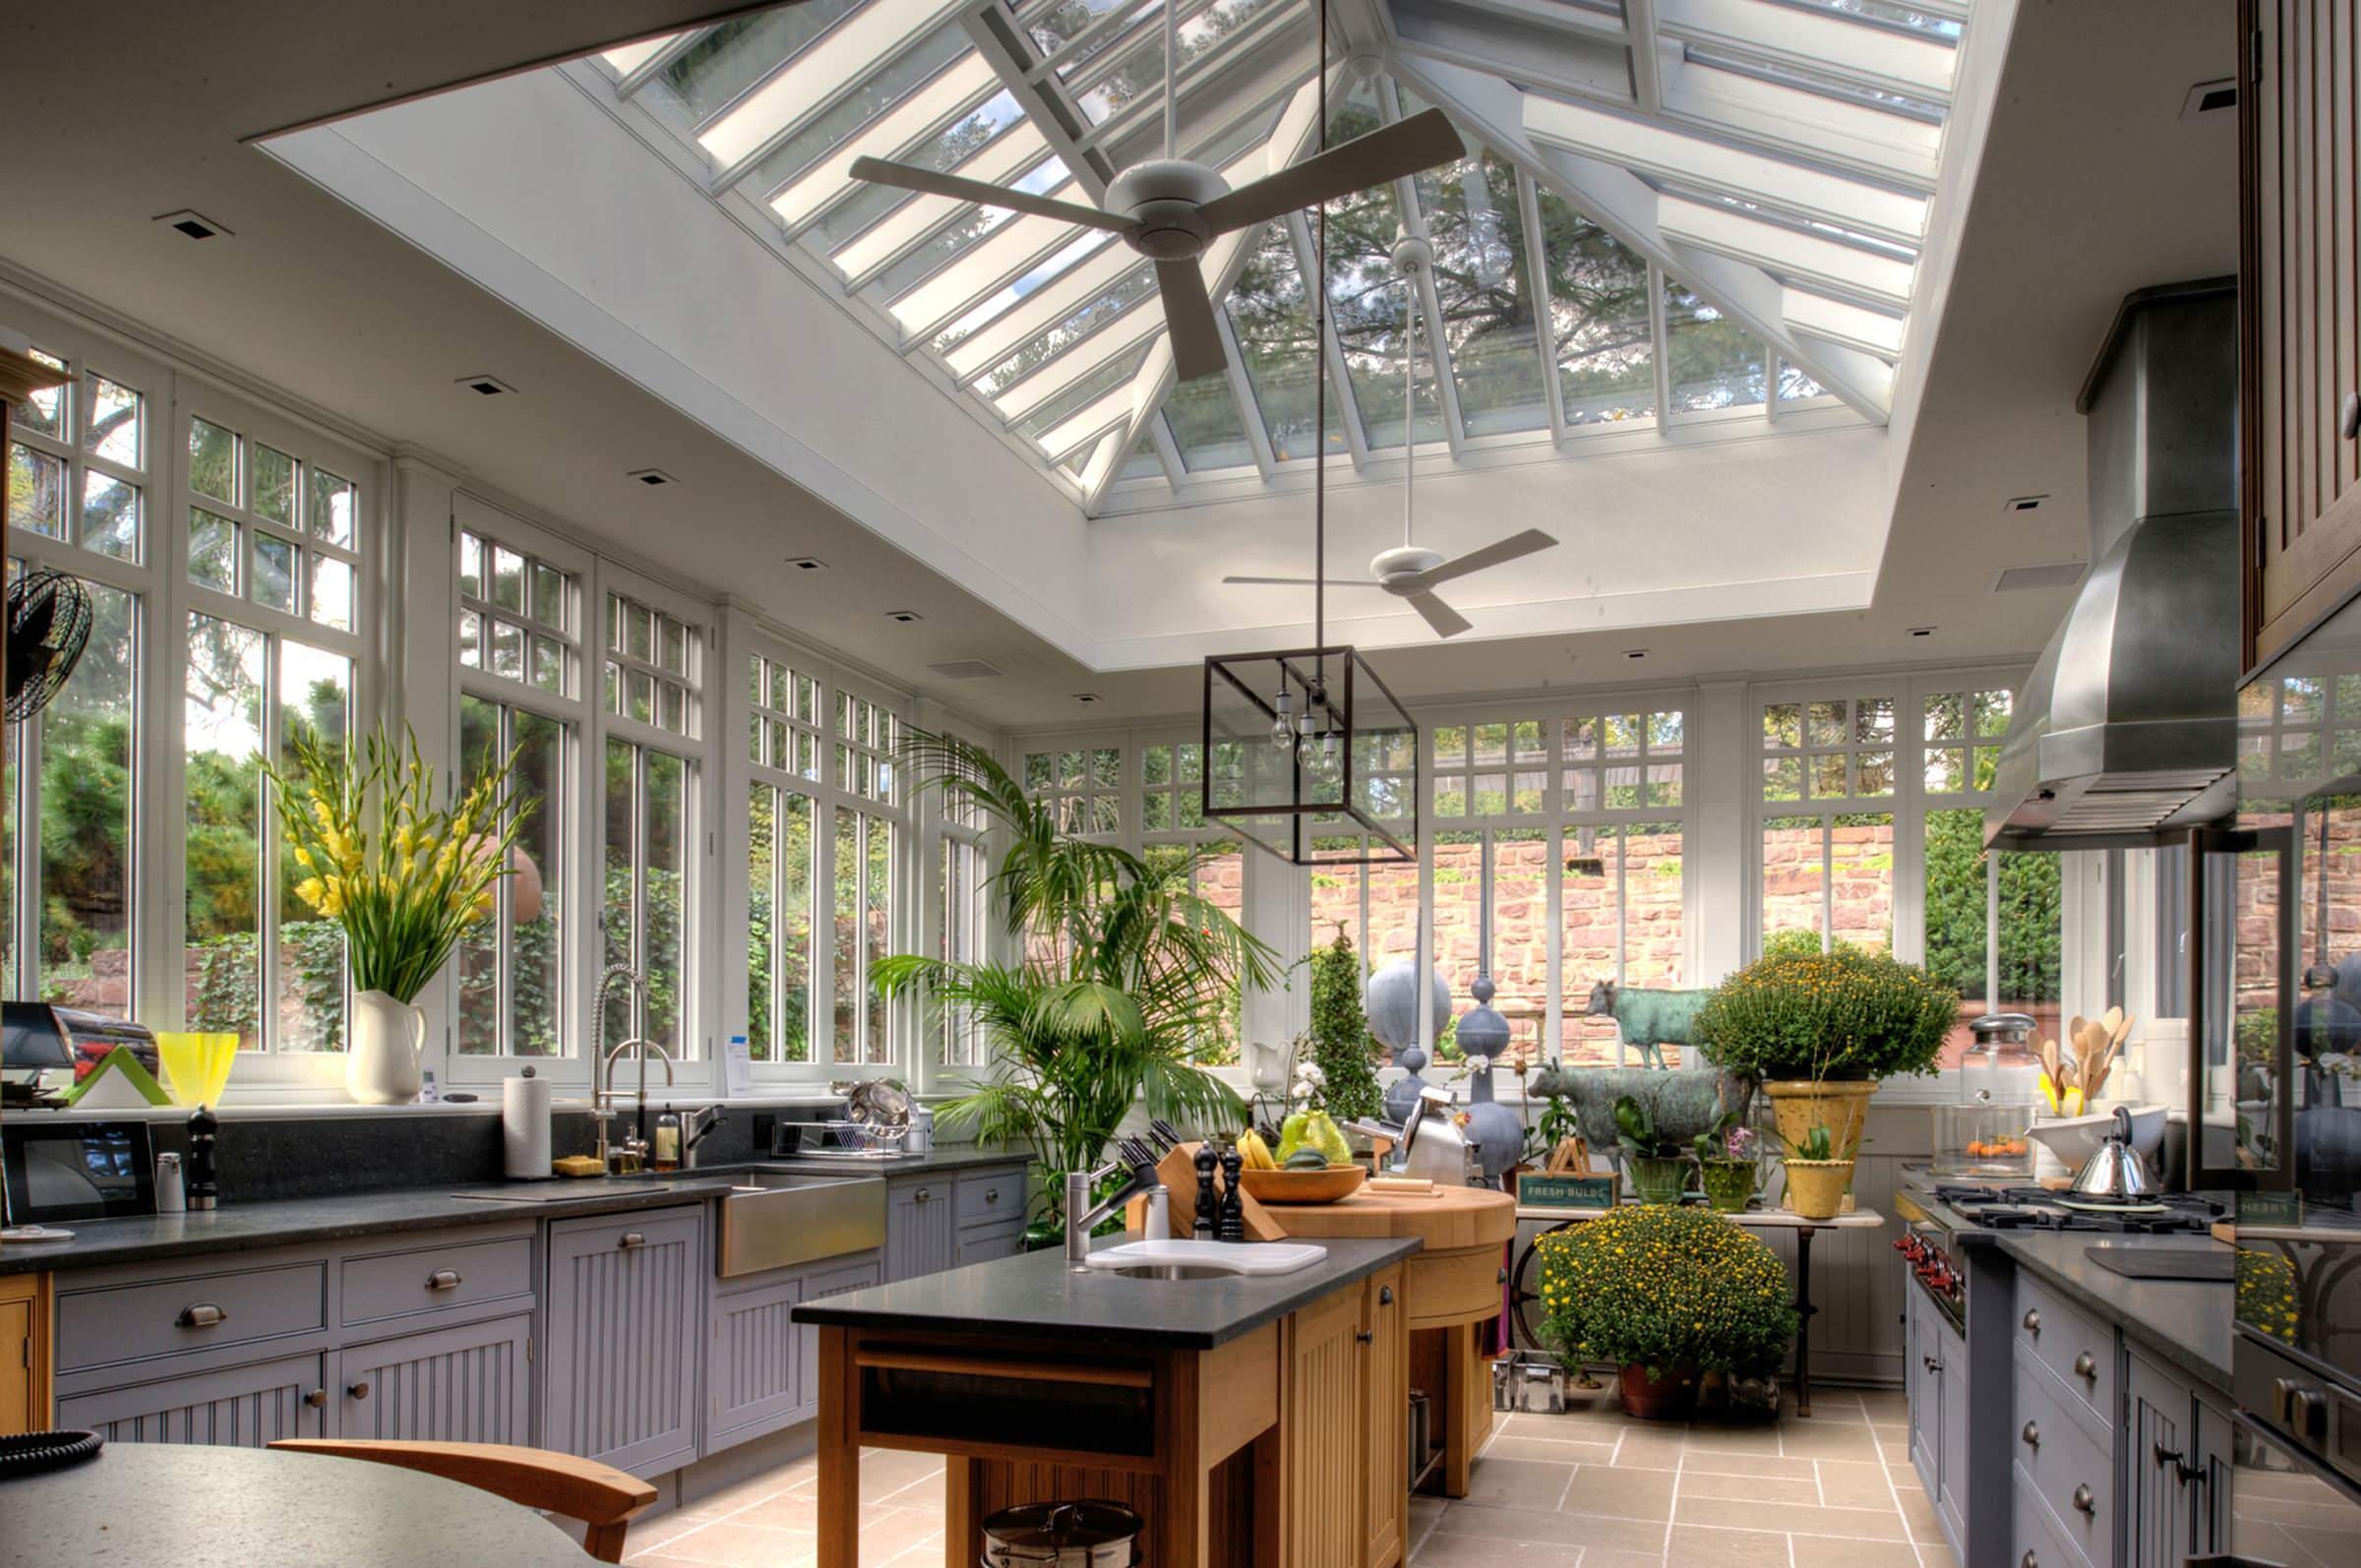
left=1581, top=980, right=1713, bottom=1070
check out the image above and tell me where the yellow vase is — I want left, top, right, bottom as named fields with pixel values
left=154, top=1032, right=238, bottom=1108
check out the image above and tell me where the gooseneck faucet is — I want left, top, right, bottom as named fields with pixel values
left=599, top=1038, right=675, bottom=1172
left=1064, top=1160, right=1166, bottom=1270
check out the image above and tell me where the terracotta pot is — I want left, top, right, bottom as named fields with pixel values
left=1616, top=1362, right=1699, bottom=1420
left=1762, top=1078, right=1878, bottom=1162
left=1783, top=1158, right=1854, bottom=1221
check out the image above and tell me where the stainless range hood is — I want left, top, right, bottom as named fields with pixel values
left=1985, top=278, right=2241, bottom=851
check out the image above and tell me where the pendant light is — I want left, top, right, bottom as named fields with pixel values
left=1200, top=6, right=1417, bottom=868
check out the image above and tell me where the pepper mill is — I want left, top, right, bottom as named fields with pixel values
left=186, top=1104, right=220, bottom=1211
left=1191, top=1145, right=1219, bottom=1239
left=1217, top=1148, right=1245, bottom=1242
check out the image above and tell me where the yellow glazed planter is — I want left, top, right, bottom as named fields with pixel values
left=1762, top=1078, right=1878, bottom=1162
left=1783, top=1159, right=1854, bottom=1221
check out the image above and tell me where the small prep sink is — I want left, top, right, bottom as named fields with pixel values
left=1082, top=1239, right=1326, bottom=1279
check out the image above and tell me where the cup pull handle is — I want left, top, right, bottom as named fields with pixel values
left=620, top=1232, right=646, bottom=1249
left=426, top=1269, right=462, bottom=1291
left=177, top=1302, right=227, bottom=1329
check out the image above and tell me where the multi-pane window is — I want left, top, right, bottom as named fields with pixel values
left=2239, top=672, right=2361, bottom=789
left=457, top=695, right=566, bottom=1055
left=835, top=689, right=898, bottom=805
left=1760, top=692, right=1898, bottom=955
left=937, top=825, right=990, bottom=1067
left=1430, top=718, right=1547, bottom=819
left=1561, top=708, right=1688, bottom=1064
left=1308, top=831, right=1422, bottom=1065
left=604, top=737, right=692, bottom=1055
left=604, top=591, right=697, bottom=736
left=747, top=653, right=820, bottom=1063
left=1140, top=742, right=1209, bottom=830
left=185, top=415, right=360, bottom=633
left=832, top=801, right=894, bottom=1064
left=6, top=347, right=146, bottom=563
left=1024, top=744, right=1120, bottom=833
left=180, top=410, right=363, bottom=1055
left=459, top=530, right=576, bottom=696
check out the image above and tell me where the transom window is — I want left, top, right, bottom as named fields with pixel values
left=1025, top=744, right=1121, bottom=833
left=835, top=690, right=898, bottom=805
left=750, top=653, right=824, bottom=781
left=1140, top=742, right=1208, bottom=831
left=2239, top=673, right=2361, bottom=789
left=186, top=415, right=360, bottom=633
left=6, top=346, right=146, bottom=564
left=1564, top=710, right=1684, bottom=814
left=1431, top=719, right=1547, bottom=818
left=458, top=529, right=577, bottom=696
left=1762, top=694, right=1898, bottom=803
left=1922, top=688, right=2013, bottom=794
left=604, top=591, right=698, bottom=736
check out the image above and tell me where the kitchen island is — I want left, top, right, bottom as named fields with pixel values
left=794, top=1235, right=1422, bottom=1568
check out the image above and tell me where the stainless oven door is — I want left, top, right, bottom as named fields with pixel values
left=2188, top=824, right=2298, bottom=1191
left=2201, top=1406, right=2361, bottom=1563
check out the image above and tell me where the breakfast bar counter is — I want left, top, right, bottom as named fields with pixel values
left=794, top=1236, right=1422, bottom=1567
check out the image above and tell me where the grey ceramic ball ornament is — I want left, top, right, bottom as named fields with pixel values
left=1364, top=958, right=1451, bottom=1053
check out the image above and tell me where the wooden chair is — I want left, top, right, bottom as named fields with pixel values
left=268, top=1438, right=657, bottom=1562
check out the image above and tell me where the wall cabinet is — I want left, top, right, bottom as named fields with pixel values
left=542, top=1206, right=702, bottom=1476
left=334, top=1312, right=532, bottom=1445
left=2243, top=0, right=2361, bottom=663
left=0, top=1273, right=50, bottom=1437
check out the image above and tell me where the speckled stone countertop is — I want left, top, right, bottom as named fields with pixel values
left=1993, top=1232, right=2234, bottom=1393
left=758, top=1145, right=1028, bottom=1177
left=0, top=1175, right=746, bottom=1276
left=794, top=1235, right=1423, bottom=1350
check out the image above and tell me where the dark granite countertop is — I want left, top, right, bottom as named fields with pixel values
left=1993, top=1233, right=2234, bottom=1394
left=793, top=1235, right=1422, bottom=1350
left=0, top=1175, right=748, bottom=1276
left=759, top=1146, right=1030, bottom=1177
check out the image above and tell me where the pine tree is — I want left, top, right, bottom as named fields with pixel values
left=1310, top=926, right=1383, bottom=1121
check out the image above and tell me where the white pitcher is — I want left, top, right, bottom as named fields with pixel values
left=348, top=989, right=426, bottom=1105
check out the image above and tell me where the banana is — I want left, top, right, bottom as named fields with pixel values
left=1239, top=1130, right=1278, bottom=1171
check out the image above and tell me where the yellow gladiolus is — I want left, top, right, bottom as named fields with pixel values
left=294, top=876, right=327, bottom=911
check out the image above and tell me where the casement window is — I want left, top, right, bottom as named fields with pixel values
left=1758, top=690, right=1901, bottom=954
left=178, top=399, right=367, bottom=1056
left=454, top=517, right=587, bottom=1059
left=1558, top=708, right=1688, bottom=1064
left=601, top=585, right=703, bottom=1057
left=746, top=650, right=821, bottom=1064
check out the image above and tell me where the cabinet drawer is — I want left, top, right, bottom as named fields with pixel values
left=2012, top=1345, right=2112, bottom=1565
left=955, top=1169, right=1021, bottom=1229
left=2012, top=1467, right=2095, bottom=1568
left=955, top=1222, right=1024, bottom=1268
left=341, top=1234, right=532, bottom=1329
left=1404, top=1246, right=1503, bottom=1329
left=2014, top=1272, right=2113, bottom=1427
left=57, top=1261, right=328, bottom=1374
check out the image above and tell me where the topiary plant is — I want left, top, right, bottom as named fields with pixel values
left=1537, top=1205, right=1799, bottom=1377
left=1308, top=926, right=1383, bottom=1120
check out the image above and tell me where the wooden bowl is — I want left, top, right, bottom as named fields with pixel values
left=1238, top=1166, right=1367, bottom=1205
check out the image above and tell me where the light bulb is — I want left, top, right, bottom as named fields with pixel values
left=1295, top=711, right=1320, bottom=772
left=1269, top=689, right=1294, bottom=751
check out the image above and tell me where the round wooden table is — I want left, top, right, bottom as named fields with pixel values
left=0, top=1444, right=590, bottom=1566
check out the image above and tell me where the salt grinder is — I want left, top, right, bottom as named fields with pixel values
left=186, top=1104, right=220, bottom=1211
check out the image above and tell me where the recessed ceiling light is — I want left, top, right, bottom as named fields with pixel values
left=2181, top=79, right=2237, bottom=118
left=1908, top=626, right=1937, bottom=638
left=1072, top=693, right=1101, bottom=704
left=1622, top=648, right=1649, bottom=661
left=455, top=374, right=515, bottom=397
left=884, top=609, right=923, bottom=624
left=785, top=556, right=828, bottom=573
left=2004, top=495, right=2048, bottom=513
left=153, top=209, right=230, bottom=241
left=627, top=467, right=676, bottom=487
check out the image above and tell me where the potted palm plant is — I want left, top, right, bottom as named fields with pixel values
left=874, top=734, right=1276, bottom=1238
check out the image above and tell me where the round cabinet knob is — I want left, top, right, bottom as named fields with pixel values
left=1356, top=1331, right=1375, bottom=1345
left=2022, top=1420, right=2040, bottom=1449
left=2022, top=1308, right=2041, bottom=1335
left=2023, top=1553, right=2038, bottom=1568
left=304, top=1388, right=328, bottom=1410
left=2074, top=1351, right=2097, bottom=1381
left=1380, top=1286, right=1395, bottom=1306
left=2341, top=390, right=2360, bottom=440
left=2072, top=1483, right=2094, bottom=1516
left=985, top=1188, right=999, bottom=1204
left=915, top=1188, right=932, bottom=1203
left=348, top=1380, right=373, bottom=1402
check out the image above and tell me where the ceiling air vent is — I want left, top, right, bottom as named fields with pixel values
left=2182, top=79, right=2237, bottom=119
left=1993, top=562, right=2086, bottom=593
left=927, top=659, right=1004, bottom=681
left=154, top=210, right=230, bottom=241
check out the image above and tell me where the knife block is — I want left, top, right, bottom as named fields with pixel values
left=1124, top=1141, right=1286, bottom=1241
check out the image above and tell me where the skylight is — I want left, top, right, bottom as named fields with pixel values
left=591, top=0, right=1972, bottom=512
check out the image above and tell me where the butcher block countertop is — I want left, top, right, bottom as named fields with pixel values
left=1265, top=1184, right=1518, bottom=1248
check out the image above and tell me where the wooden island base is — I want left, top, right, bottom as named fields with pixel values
left=814, top=1260, right=1408, bottom=1568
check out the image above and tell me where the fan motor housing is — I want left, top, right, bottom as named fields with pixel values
left=1107, top=159, right=1227, bottom=259
left=1371, top=545, right=1444, bottom=589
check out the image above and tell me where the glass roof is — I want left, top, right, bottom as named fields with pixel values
left=592, top=0, right=1972, bottom=511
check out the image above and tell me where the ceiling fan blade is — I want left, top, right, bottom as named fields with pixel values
left=847, top=157, right=1133, bottom=231
left=1157, top=260, right=1229, bottom=383
left=1223, top=575, right=1384, bottom=587
left=1199, top=109, right=1465, bottom=233
left=1408, top=591, right=1474, bottom=638
left=1410, top=528, right=1559, bottom=588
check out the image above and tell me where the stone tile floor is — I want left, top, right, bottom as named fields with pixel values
left=622, top=1385, right=1956, bottom=1567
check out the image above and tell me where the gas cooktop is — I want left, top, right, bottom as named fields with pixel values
left=1931, top=1183, right=2223, bottom=1235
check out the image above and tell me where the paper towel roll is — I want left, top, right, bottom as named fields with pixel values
left=504, top=1071, right=553, bottom=1179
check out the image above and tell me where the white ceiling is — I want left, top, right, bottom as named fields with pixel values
left=0, top=0, right=2234, bottom=731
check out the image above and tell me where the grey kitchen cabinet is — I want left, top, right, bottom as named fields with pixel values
left=1906, top=1280, right=1942, bottom=1495
left=885, top=1175, right=959, bottom=1282
left=1934, top=1308, right=1968, bottom=1547
left=542, top=1205, right=702, bottom=1476
left=955, top=1225, right=1024, bottom=1268
left=796, top=1252, right=882, bottom=1424
left=334, top=1312, right=532, bottom=1445
left=2125, top=1347, right=2236, bottom=1565
left=54, top=1350, right=328, bottom=1446
left=707, top=1272, right=804, bottom=1451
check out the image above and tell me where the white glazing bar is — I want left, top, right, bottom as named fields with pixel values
left=1663, top=60, right=1943, bottom=188
left=766, top=55, right=1002, bottom=228
left=1654, top=0, right=1959, bottom=100
left=699, top=0, right=977, bottom=168
left=827, top=123, right=1053, bottom=279
left=884, top=188, right=1096, bottom=333
left=1039, top=383, right=1135, bottom=461
left=943, top=241, right=1145, bottom=378
left=601, top=35, right=679, bottom=75
left=1781, top=287, right=1906, bottom=359
left=1656, top=194, right=1914, bottom=308
left=1515, top=167, right=1570, bottom=439
left=1284, top=211, right=1372, bottom=469
left=1523, top=92, right=1928, bottom=244
left=993, top=298, right=1165, bottom=419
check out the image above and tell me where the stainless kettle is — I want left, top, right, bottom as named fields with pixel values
left=1351, top=1086, right=1477, bottom=1186
left=2068, top=1105, right=2157, bottom=1201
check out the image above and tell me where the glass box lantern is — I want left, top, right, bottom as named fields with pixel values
left=1201, top=645, right=1418, bottom=866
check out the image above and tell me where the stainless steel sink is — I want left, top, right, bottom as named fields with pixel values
left=1106, top=1264, right=1240, bottom=1281
left=715, top=1170, right=885, bottom=1277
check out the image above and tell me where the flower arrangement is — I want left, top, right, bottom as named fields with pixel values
left=266, top=726, right=535, bottom=1004
left=2235, top=1247, right=2301, bottom=1345
left=1693, top=945, right=1959, bottom=1083
left=1536, top=1205, right=1798, bottom=1379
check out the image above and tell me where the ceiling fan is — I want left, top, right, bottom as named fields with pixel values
left=846, top=6, right=1463, bottom=382
left=1223, top=233, right=1557, bottom=637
